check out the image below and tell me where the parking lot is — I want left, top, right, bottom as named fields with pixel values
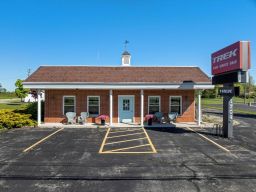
left=1, top=126, right=256, bottom=192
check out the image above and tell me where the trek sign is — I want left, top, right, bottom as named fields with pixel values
left=211, top=41, right=251, bottom=139
left=219, top=87, right=234, bottom=96
left=211, top=41, right=251, bottom=75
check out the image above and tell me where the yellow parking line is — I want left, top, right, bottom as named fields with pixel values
left=23, top=128, right=64, bottom=153
left=107, top=132, right=144, bottom=139
left=142, top=128, right=157, bottom=153
left=109, top=128, right=143, bottom=134
left=104, top=144, right=151, bottom=152
left=105, top=137, right=147, bottom=145
left=99, top=128, right=111, bottom=153
left=101, top=151, right=156, bottom=154
left=99, top=127, right=157, bottom=154
left=186, top=127, right=233, bottom=154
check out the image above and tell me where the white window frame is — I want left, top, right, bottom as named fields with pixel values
left=148, top=96, right=161, bottom=114
left=169, top=96, right=182, bottom=115
left=63, top=96, right=76, bottom=115
left=87, top=96, right=100, bottom=117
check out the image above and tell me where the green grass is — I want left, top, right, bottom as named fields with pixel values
left=0, top=102, right=29, bottom=110
left=203, top=105, right=256, bottom=115
left=0, top=92, right=18, bottom=99
left=202, top=97, right=253, bottom=105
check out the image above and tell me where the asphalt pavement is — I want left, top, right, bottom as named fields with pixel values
left=0, top=124, right=256, bottom=192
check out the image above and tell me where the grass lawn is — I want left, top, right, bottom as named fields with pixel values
left=0, top=102, right=29, bottom=110
left=0, top=93, right=18, bottom=99
left=202, top=97, right=256, bottom=115
left=202, top=97, right=253, bottom=105
left=203, top=105, right=256, bottom=115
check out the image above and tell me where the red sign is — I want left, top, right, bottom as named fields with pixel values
left=211, top=41, right=251, bottom=75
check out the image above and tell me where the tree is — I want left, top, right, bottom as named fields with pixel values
left=0, top=83, right=6, bottom=93
left=15, top=79, right=29, bottom=102
left=202, top=85, right=220, bottom=98
left=248, top=75, right=255, bottom=98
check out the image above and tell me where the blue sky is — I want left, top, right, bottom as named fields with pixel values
left=0, top=0, right=255, bottom=91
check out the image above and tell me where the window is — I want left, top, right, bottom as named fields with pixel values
left=87, top=96, right=100, bottom=117
left=148, top=96, right=160, bottom=114
left=123, top=99, right=130, bottom=111
left=63, top=96, right=76, bottom=115
left=169, top=96, right=182, bottom=115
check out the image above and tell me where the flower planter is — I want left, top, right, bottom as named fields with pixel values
left=101, top=119, right=106, bottom=125
left=97, top=115, right=109, bottom=126
left=148, top=118, right=153, bottom=126
left=145, top=114, right=154, bottom=126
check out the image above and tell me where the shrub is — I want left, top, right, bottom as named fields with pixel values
left=16, top=101, right=44, bottom=120
left=0, top=109, right=36, bottom=129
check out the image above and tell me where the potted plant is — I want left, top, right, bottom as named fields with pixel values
left=145, top=114, right=154, bottom=126
left=97, top=114, right=109, bottom=125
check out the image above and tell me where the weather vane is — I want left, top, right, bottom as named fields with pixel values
left=124, top=40, right=129, bottom=51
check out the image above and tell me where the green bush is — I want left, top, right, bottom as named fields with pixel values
left=0, top=109, right=36, bottom=129
left=16, top=101, right=44, bottom=120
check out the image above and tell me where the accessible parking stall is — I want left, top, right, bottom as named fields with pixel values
left=99, top=127, right=157, bottom=154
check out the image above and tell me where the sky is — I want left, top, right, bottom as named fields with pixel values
left=0, top=0, right=256, bottom=91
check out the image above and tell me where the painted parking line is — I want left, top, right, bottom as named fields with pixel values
left=185, top=127, right=237, bottom=157
left=99, top=128, right=157, bottom=154
left=104, top=144, right=151, bottom=153
left=142, top=127, right=157, bottom=153
left=107, top=132, right=144, bottom=139
left=109, top=128, right=143, bottom=134
left=101, top=151, right=157, bottom=154
left=98, top=128, right=111, bottom=153
left=23, top=128, right=64, bottom=153
left=105, top=137, right=147, bottom=145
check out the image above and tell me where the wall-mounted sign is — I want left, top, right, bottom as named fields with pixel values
left=211, top=41, right=251, bottom=75
left=219, top=87, right=234, bottom=96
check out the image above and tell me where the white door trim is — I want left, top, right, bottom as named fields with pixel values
left=118, top=95, right=135, bottom=123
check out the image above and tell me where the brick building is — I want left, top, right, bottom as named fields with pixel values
left=23, top=51, right=213, bottom=126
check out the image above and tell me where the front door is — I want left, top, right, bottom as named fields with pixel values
left=118, top=96, right=134, bottom=123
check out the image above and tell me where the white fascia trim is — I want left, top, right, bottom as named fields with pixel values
left=23, top=83, right=214, bottom=90
left=193, top=85, right=214, bottom=89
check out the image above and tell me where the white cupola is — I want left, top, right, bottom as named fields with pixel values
left=121, top=51, right=131, bottom=66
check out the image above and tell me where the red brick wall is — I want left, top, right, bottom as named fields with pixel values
left=44, top=89, right=195, bottom=123
left=143, top=90, right=195, bottom=122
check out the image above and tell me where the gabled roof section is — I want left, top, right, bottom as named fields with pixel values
left=24, top=66, right=211, bottom=84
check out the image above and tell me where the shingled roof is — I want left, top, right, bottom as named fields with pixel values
left=24, top=66, right=211, bottom=83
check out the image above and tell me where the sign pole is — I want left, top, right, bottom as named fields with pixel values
left=222, top=83, right=233, bottom=138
